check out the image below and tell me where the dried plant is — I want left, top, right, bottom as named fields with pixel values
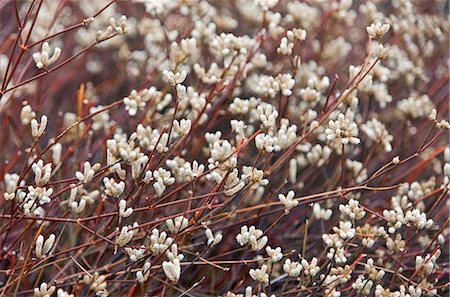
left=0, top=0, right=448, bottom=296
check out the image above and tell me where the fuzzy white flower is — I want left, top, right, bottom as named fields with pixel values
left=339, top=199, right=366, bottom=220
left=283, top=259, right=302, bottom=277
left=205, top=228, right=223, bottom=246
left=31, top=115, right=48, bottom=138
left=150, top=228, right=173, bottom=255
left=124, top=245, right=146, bottom=262
left=115, top=223, right=138, bottom=247
left=76, top=161, right=101, bottom=183
left=325, top=113, right=360, bottom=145
left=164, top=70, right=187, bottom=86
left=241, top=166, right=268, bottom=189
left=179, top=160, right=205, bottom=181
left=236, top=225, right=268, bottom=251
left=333, top=221, right=355, bottom=239
left=366, top=23, right=390, bottom=39
left=35, top=234, right=56, bottom=259
left=118, top=199, right=133, bottom=218
left=266, top=246, right=283, bottom=262
left=103, top=177, right=125, bottom=198
left=33, top=42, right=61, bottom=69
left=312, top=203, right=333, bottom=220
left=249, top=265, right=269, bottom=283
left=152, top=168, right=175, bottom=197
left=278, top=190, right=298, bottom=213
left=162, top=258, right=181, bottom=283
left=123, top=88, right=155, bottom=116
left=166, top=215, right=189, bottom=233
left=34, top=282, right=56, bottom=297
left=136, top=262, right=151, bottom=283
left=3, top=173, right=25, bottom=202
left=173, top=119, right=191, bottom=137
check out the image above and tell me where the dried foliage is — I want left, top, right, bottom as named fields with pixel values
left=0, top=0, right=448, bottom=296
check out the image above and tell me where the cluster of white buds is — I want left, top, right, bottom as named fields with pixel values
left=76, top=161, right=101, bottom=183
left=327, top=247, right=347, bottom=263
left=136, top=124, right=169, bottom=153
left=103, top=177, right=125, bottom=198
left=236, top=225, right=268, bottom=251
left=124, top=245, right=146, bottom=262
left=361, top=119, right=393, bottom=152
left=152, top=168, right=175, bottom=197
left=277, top=28, right=307, bottom=56
left=249, top=264, right=269, bottom=283
left=333, top=221, right=356, bottom=239
left=32, top=42, right=61, bottom=69
left=118, top=199, right=133, bottom=218
left=383, top=207, right=406, bottom=233
left=339, top=199, right=366, bottom=220
left=266, top=246, right=283, bottom=262
left=31, top=115, right=48, bottom=138
left=283, top=258, right=302, bottom=277
left=241, top=166, right=268, bottom=190
left=287, top=28, right=307, bottom=41
left=365, top=258, right=385, bottom=281
left=429, top=109, right=450, bottom=129
left=57, top=289, right=74, bottom=297
left=405, top=209, right=433, bottom=230
left=106, top=132, right=142, bottom=165
left=90, top=105, right=112, bottom=131
left=297, top=143, right=331, bottom=168
left=176, top=84, right=187, bottom=101
left=51, top=143, right=62, bottom=165
left=3, top=173, right=25, bottom=201
left=68, top=185, right=86, bottom=214
left=255, top=133, right=276, bottom=153
left=300, top=87, right=321, bottom=104
left=257, top=103, right=279, bottom=131
left=255, top=0, right=279, bottom=11
left=83, top=272, right=108, bottom=295
left=163, top=70, right=187, bottom=86
left=20, top=104, right=36, bottom=125
left=205, top=228, right=223, bottom=246
left=352, top=275, right=374, bottom=295
left=35, top=234, right=56, bottom=259
left=415, top=250, right=441, bottom=277
left=386, top=234, right=406, bottom=252
left=366, top=23, right=390, bottom=39
left=96, top=15, right=129, bottom=42
left=131, top=155, right=148, bottom=180
left=166, top=215, right=189, bottom=233
left=34, top=282, right=56, bottom=297
left=24, top=185, right=53, bottom=215
left=173, top=119, right=191, bottom=137
left=312, top=203, right=333, bottom=220
left=301, top=257, right=320, bottom=277
left=136, top=262, right=151, bottom=283
left=32, top=160, right=52, bottom=186
left=149, top=228, right=173, bottom=255
left=356, top=224, right=386, bottom=248
left=325, top=112, right=360, bottom=145
left=276, top=74, right=296, bottom=96
left=179, top=160, right=205, bottom=182
left=277, top=37, right=294, bottom=56
left=278, top=190, right=298, bottom=213
left=223, top=169, right=246, bottom=196
left=123, top=88, right=155, bottom=116
left=115, top=223, right=138, bottom=247
left=162, top=258, right=181, bottom=283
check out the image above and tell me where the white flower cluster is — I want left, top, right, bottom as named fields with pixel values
left=33, top=42, right=61, bottom=69
left=236, top=225, right=268, bottom=251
